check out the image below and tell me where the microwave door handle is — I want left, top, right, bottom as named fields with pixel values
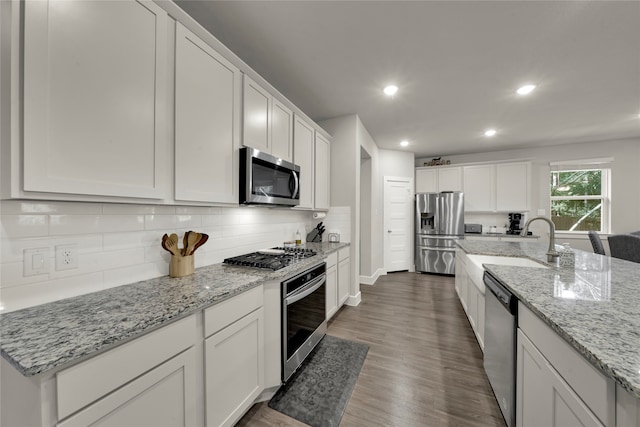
left=291, top=171, right=300, bottom=198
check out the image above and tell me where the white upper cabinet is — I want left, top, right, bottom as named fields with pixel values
left=463, top=164, right=496, bottom=212
left=22, top=0, right=168, bottom=199
left=415, top=167, right=462, bottom=193
left=497, top=162, right=530, bottom=212
left=271, top=98, right=294, bottom=163
left=314, top=133, right=330, bottom=211
left=293, top=115, right=315, bottom=209
left=461, top=161, right=531, bottom=212
left=243, top=75, right=271, bottom=154
left=438, top=167, right=463, bottom=191
left=242, top=75, right=293, bottom=163
left=175, top=23, right=240, bottom=204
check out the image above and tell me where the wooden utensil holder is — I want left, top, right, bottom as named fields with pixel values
left=169, top=255, right=194, bottom=278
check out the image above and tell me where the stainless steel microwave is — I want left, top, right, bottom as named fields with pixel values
left=240, top=147, right=300, bottom=206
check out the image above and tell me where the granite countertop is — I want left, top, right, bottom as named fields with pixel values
left=457, top=240, right=640, bottom=399
left=0, top=242, right=349, bottom=378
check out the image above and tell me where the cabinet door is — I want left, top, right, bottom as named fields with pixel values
left=497, top=162, right=530, bottom=212
left=438, top=167, right=463, bottom=191
left=23, top=0, right=168, bottom=199
left=314, top=133, right=331, bottom=211
left=205, top=308, right=264, bottom=427
left=243, top=75, right=271, bottom=153
left=293, top=115, right=314, bottom=209
left=271, top=99, right=293, bottom=163
left=477, top=291, right=485, bottom=351
left=175, top=24, right=240, bottom=203
left=517, top=330, right=604, bottom=427
left=467, top=279, right=478, bottom=331
left=463, top=165, right=496, bottom=212
left=338, top=257, right=350, bottom=306
left=415, top=169, right=437, bottom=193
left=58, top=348, right=197, bottom=427
left=326, top=265, right=338, bottom=320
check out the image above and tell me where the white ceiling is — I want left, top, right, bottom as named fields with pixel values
left=175, top=1, right=640, bottom=158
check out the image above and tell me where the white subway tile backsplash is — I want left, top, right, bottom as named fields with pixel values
left=50, top=214, right=144, bottom=235
left=0, top=200, right=320, bottom=312
left=102, top=204, right=176, bottom=215
left=144, top=214, right=202, bottom=231
left=0, top=201, right=102, bottom=215
left=0, top=272, right=104, bottom=313
left=0, top=215, right=49, bottom=238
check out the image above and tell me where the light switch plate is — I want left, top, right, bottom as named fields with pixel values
left=24, top=248, right=50, bottom=276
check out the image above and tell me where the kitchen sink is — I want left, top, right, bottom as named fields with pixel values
left=466, top=254, right=548, bottom=294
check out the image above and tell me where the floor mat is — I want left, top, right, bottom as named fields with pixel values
left=268, top=335, right=369, bottom=427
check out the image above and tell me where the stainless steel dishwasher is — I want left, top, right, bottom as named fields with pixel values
left=483, top=270, right=517, bottom=427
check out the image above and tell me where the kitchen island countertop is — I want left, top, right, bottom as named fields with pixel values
left=457, top=239, right=640, bottom=399
left=0, top=242, right=349, bottom=377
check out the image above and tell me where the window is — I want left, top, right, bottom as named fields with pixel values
left=550, top=165, right=610, bottom=233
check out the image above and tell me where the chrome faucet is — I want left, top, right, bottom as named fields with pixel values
left=520, top=216, right=560, bottom=263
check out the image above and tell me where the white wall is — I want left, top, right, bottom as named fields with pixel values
left=416, top=138, right=640, bottom=251
left=0, top=200, right=315, bottom=313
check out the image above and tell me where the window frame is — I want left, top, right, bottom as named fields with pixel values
left=549, top=167, right=611, bottom=234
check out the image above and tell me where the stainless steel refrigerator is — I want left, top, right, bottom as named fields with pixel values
left=415, top=191, right=464, bottom=275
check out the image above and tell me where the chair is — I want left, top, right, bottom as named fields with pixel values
left=630, top=231, right=640, bottom=236
left=588, top=231, right=606, bottom=255
left=607, top=234, right=640, bottom=263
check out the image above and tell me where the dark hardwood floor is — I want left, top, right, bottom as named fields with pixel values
left=237, top=272, right=506, bottom=427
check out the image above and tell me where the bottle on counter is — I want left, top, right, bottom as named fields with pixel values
left=295, top=230, right=302, bottom=246
left=559, top=242, right=575, bottom=268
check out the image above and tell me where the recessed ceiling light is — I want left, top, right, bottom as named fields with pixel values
left=484, top=129, right=497, bottom=137
left=384, top=85, right=398, bottom=96
left=516, top=84, right=536, bottom=95
left=400, top=140, right=409, bottom=147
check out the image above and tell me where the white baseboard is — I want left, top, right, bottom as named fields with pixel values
left=359, top=268, right=385, bottom=285
left=255, top=385, right=280, bottom=403
left=346, top=291, right=361, bottom=306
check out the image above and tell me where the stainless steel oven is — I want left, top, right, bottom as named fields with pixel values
left=240, top=147, right=300, bottom=206
left=281, top=262, right=327, bottom=382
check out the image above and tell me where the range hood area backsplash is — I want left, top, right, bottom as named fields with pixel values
left=0, top=201, right=351, bottom=313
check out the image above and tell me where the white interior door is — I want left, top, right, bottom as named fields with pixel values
left=384, top=177, right=412, bottom=272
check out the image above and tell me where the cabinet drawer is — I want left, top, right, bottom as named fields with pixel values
left=204, top=285, right=263, bottom=338
left=57, top=315, right=196, bottom=420
left=338, top=247, right=349, bottom=262
left=518, top=303, right=615, bottom=425
left=326, top=252, right=338, bottom=268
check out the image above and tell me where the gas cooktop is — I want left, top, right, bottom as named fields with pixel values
left=223, top=247, right=317, bottom=270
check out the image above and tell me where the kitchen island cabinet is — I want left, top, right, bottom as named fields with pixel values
left=175, top=23, right=241, bottom=204
left=456, top=240, right=640, bottom=427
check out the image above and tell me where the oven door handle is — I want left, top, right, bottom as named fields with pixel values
left=285, top=275, right=326, bottom=306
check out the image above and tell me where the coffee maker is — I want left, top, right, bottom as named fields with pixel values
left=507, top=213, right=523, bottom=235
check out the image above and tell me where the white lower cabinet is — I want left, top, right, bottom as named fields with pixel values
left=455, top=248, right=484, bottom=351
left=455, top=249, right=469, bottom=311
left=203, top=286, right=264, bottom=427
left=518, top=303, right=615, bottom=427
left=337, top=248, right=350, bottom=306
left=205, top=308, right=264, bottom=427
left=517, top=330, right=604, bottom=427
left=58, top=348, right=197, bottom=427
left=326, top=248, right=350, bottom=321
left=326, top=251, right=339, bottom=320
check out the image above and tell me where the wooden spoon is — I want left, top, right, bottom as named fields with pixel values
left=161, top=234, right=171, bottom=253
left=166, top=234, right=180, bottom=256
left=182, top=231, right=191, bottom=256
left=184, top=232, right=199, bottom=256
left=191, top=233, right=209, bottom=255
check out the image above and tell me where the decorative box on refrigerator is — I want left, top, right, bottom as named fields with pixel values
left=415, top=191, right=464, bottom=275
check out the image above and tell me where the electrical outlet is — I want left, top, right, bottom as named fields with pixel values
left=55, top=244, right=78, bottom=271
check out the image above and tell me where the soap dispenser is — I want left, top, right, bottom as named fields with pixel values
left=559, top=243, right=575, bottom=268
left=295, top=230, right=302, bottom=246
